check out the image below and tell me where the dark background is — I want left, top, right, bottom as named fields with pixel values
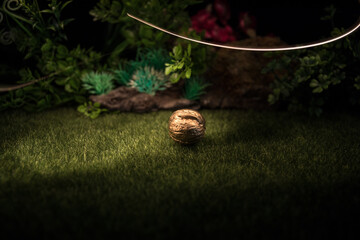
left=0, top=0, right=359, bottom=76
left=63, top=0, right=360, bottom=49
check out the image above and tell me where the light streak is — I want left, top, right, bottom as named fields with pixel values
left=127, top=13, right=360, bottom=52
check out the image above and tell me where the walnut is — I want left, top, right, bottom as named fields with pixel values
left=168, top=109, right=206, bottom=145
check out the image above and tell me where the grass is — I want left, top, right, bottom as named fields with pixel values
left=0, top=108, right=360, bottom=239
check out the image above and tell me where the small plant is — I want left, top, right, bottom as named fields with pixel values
left=128, top=66, right=170, bottom=95
left=183, top=76, right=210, bottom=100
left=81, top=71, right=114, bottom=95
left=260, top=5, right=360, bottom=116
left=114, top=48, right=170, bottom=86
left=114, top=64, right=133, bottom=86
left=89, top=0, right=201, bottom=63
left=136, top=48, right=171, bottom=71
left=0, top=0, right=103, bottom=111
left=77, top=101, right=108, bottom=119
left=262, top=32, right=360, bottom=116
left=165, top=44, right=193, bottom=83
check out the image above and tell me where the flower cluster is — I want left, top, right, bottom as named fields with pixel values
left=191, top=0, right=258, bottom=42
left=191, top=0, right=235, bottom=43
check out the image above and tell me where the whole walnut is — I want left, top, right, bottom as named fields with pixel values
left=168, top=109, right=206, bottom=145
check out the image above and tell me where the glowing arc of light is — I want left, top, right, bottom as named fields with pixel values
left=127, top=13, right=360, bottom=52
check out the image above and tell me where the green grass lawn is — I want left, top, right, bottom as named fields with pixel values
left=0, top=108, right=360, bottom=239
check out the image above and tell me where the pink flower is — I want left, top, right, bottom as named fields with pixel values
left=214, top=0, right=231, bottom=25
left=190, top=3, right=236, bottom=43
left=191, top=9, right=211, bottom=27
left=210, top=24, right=236, bottom=43
left=203, top=16, right=217, bottom=30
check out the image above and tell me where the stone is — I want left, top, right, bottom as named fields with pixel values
left=90, top=86, right=200, bottom=113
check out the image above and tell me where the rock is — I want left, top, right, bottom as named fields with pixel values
left=90, top=86, right=199, bottom=113
left=156, top=96, right=200, bottom=110
left=90, top=87, right=138, bottom=111
left=130, top=93, right=157, bottom=113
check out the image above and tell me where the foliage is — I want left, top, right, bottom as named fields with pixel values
left=262, top=28, right=360, bottom=116
left=114, top=47, right=170, bottom=86
left=2, top=0, right=73, bottom=58
left=0, top=0, right=103, bottom=111
left=77, top=101, right=108, bottom=119
left=136, top=48, right=170, bottom=71
left=82, top=71, right=114, bottom=95
left=1, top=39, right=102, bottom=111
left=113, top=64, right=133, bottom=86
left=262, top=6, right=360, bottom=116
left=89, top=0, right=202, bottom=64
left=165, top=44, right=193, bottom=83
left=128, top=66, right=169, bottom=95
left=172, top=28, right=213, bottom=76
left=0, top=0, right=211, bottom=112
left=183, top=76, right=210, bottom=101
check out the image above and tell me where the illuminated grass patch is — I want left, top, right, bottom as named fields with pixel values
left=0, top=108, right=359, bottom=239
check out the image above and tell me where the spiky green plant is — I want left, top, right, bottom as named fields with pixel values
left=81, top=71, right=114, bottom=95
left=128, top=66, right=170, bottom=95
left=183, top=76, right=210, bottom=100
left=113, top=65, right=133, bottom=86
left=137, top=48, right=171, bottom=70
left=114, top=48, right=170, bottom=86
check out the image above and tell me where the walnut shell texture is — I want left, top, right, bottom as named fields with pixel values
left=168, top=109, right=206, bottom=145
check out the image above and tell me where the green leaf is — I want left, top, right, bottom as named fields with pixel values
left=268, top=94, right=276, bottom=104
left=47, top=26, right=57, bottom=32
left=177, top=62, right=184, bottom=69
left=111, top=41, right=129, bottom=57
left=165, top=66, right=172, bottom=75
left=139, top=25, right=153, bottom=39
left=173, top=45, right=182, bottom=58
left=56, top=45, right=69, bottom=59
left=41, top=39, right=53, bottom=52
left=90, top=112, right=100, bottom=119
left=141, top=38, right=155, bottom=47
left=155, top=32, right=164, bottom=42
left=185, top=68, right=191, bottom=79
left=65, top=84, right=73, bottom=93
left=312, top=87, right=323, bottom=93
left=62, top=18, right=75, bottom=27
left=56, top=77, right=69, bottom=86
left=40, top=9, right=53, bottom=14
left=77, top=105, right=87, bottom=113
left=309, top=79, right=319, bottom=88
left=170, top=73, right=180, bottom=83
left=122, top=30, right=135, bottom=41
left=74, top=95, right=86, bottom=103
left=69, top=78, right=80, bottom=90
left=61, top=0, right=73, bottom=10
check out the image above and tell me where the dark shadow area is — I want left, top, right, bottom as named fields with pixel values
left=218, top=110, right=304, bottom=144
left=0, top=158, right=359, bottom=240
left=190, top=0, right=359, bottom=44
